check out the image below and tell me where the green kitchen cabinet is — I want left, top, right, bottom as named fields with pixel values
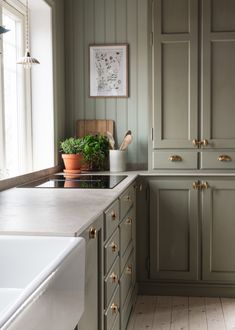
left=78, top=215, right=103, bottom=330
left=202, top=178, right=235, bottom=282
left=152, top=0, right=235, bottom=169
left=148, top=178, right=199, bottom=281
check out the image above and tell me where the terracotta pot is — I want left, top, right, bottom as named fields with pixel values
left=62, top=154, right=83, bottom=173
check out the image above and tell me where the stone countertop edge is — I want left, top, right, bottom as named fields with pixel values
left=1, top=170, right=235, bottom=237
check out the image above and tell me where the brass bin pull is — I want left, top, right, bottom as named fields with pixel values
left=89, top=227, right=97, bottom=239
left=218, top=155, right=232, bottom=162
left=111, top=303, right=119, bottom=314
left=126, top=265, right=132, bottom=275
left=168, top=155, right=182, bottom=162
left=110, top=242, right=118, bottom=253
left=110, top=272, right=118, bottom=283
left=111, top=210, right=117, bottom=220
left=125, top=217, right=132, bottom=225
left=193, top=181, right=209, bottom=190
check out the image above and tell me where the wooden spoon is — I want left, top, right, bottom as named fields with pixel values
left=119, top=133, right=132, bottom=150
left=106, top=131, right=115, bottom=149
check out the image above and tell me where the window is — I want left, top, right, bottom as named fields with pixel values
left=0, top=0, right=54, bottom=180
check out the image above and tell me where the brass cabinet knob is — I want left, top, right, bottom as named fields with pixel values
left=126, top=265, right=132, bottom=275
left=126, top=195, right=132, bottom=203
left=110, top=272, right=118, bottom=283
left=89, top=227, right=97, bottom=239
left=201, top=139, right=208, bottom=147
left=192, top=139, right=209, bottom=147
left=111, top=210, right=117, bottom=220
left=193, top=181, right=209, bottom=190
left=218, top=155, right=232, bottom=162
left=168, top=155, right=182, bottom=162
left=192, top=139, right=199, bottom=147
left=125, top=217, right=132, bottom=225
left=110, top=242, right=118, bottom=253
left=111, top=303, right=119, bottom=314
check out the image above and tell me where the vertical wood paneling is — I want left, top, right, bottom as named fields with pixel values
left=105, top=0, right=117, bottom=122
left=65, top=0, right=149, bottom=168
left=127, top=0, right=138, bottom=165
left=94, top=0, right=106, bottom=119
left=116, top=0, right=128, bottom=148
left=84, top=0, right=95, bottom=119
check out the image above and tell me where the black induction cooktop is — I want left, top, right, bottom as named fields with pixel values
left=18, top=175, right=127, bottom=189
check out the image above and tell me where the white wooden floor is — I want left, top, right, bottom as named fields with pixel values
left=127, top=295, right=235, bottom=330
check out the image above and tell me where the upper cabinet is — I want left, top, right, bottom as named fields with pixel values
left=152, top=0, right=235, bottom=169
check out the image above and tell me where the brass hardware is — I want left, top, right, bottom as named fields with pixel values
left=218, top=155, right=232, bottom=162
left=110, top=242, right=118, bottom=253
left=125, top=217, right=132, bottom=225
left=139, top=184, right=143, bottom=192
left=192, top=139, right=208, bottom=148
left=110, top=272, right=118, bottom=283
left=193, top=181, right=209, bottom=190
left=111, top=210, right=117, bottom=220
left=168, top=155, right=182, bottom=162
left=111, top=303, right=118, bottom=314
left=89, top=227, right=97, bottom=239
left=126, top=265, right=132, bottom=275
left=126, top=195, right=132, bottom=202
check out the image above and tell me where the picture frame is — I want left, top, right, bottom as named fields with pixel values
left=89, top=44, right=129, bottom=98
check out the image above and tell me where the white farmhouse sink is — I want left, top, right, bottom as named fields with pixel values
left=0, top=235, right=85, bottom=330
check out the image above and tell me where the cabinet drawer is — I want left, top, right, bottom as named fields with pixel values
left=120, top=185, right=135, bottom=219
left=120, top=252, right=134, bottom=308
left=120, top=208, right=134, bottom=270
left=121, top=288, right=134, bottom=330
left=153, top=151, right=198, bottom=169
left=104, top=229, right=120, bottom=274
left=104, top=199, right=120, bottom=241
left=201, top=151, right=235, bottom=169
left=104, top=257, right=120, bottom=308
left=104, top=287, right=120, bottom=330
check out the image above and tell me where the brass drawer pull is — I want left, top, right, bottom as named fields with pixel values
left=125, top=217, right=132, bottom=225
left=193, top=181, right=209, bottom=190
left=111, top=210, right=117, bottom=220
left=218, top=155, right=232, bottom=162
left=111, top=303, right=119, bottom=314
left=89, top=227, right=97, bottom=239
left=168, top=155, right=182, bottom=162
left=110, top=242, right=118, bottom=253
left=126, top=265, right=132, bottom=275
left=110, top=272, right=118, bottom=283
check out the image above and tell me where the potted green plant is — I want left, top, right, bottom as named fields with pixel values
left=80, top=134, right=110, bottom=171
left=60, top=137, right=83, bottom=173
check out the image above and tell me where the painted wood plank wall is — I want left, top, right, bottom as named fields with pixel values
left=65, top=0, right=150, bottom=168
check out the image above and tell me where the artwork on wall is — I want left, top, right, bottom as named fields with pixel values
left=89, top=44, right=128, bottom=98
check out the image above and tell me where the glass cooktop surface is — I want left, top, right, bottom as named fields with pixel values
left=18, top=175, right=127, bottom=189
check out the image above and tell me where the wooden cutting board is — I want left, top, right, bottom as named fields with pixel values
left=76, top=120, right=114, bottom=137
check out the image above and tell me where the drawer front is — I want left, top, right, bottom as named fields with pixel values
left=120, top=208, right=134, bottom=262
left=120, top=185, right=135, bottom=219
left=120, top=252, right=134, bottom=308
left=104, top=257, right=120, bottom=308
left=121, top=288, right=134, bottom=330
left=105, top=287, right=120, bottom=330
left=153, top=151, right=198, bottom=169
left=104, top=199, right=120, bottom=241
left=201, top=151, right=235, bottom=169
left=112, top=314, right=120, bottom=330
left=104, top=229, right=120, bottom=274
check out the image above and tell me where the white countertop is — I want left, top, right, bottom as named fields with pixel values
left=1, top=170, right=235, bottom=237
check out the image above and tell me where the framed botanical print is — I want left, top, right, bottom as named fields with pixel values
left=89, top=44, right=128, bottom=98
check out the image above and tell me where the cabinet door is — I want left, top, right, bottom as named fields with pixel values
left=202, top=179, right=235, bottom=282
left=149, top=178, right=198, bottom=280
left=152, top=0, right=198, bottom=149
left=201, top=0, right=235, bottom=148
left=78, top=215, right=103, bottom=330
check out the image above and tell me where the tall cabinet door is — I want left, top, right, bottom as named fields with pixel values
left=201, top=0, right=235, bottom=148
left=153, top=0, right=198, bottom=149
left=202, top=179, right=235, bottom=282
left=149, top=178, right=198, bottom=281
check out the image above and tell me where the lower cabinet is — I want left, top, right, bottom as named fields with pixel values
left=138, top=176, right=235, bottom=295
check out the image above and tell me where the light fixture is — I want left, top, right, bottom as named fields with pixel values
left=17, top=0, right=40, bottom=69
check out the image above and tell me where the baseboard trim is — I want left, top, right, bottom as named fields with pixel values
left=138, top=281, right=235, bottom=297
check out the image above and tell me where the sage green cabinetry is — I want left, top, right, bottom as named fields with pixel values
left=78, top=215, right=103, bottom=330
left=149, top=178, right=198, bottom=281
left=152, top=0, right=235, bottom=169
